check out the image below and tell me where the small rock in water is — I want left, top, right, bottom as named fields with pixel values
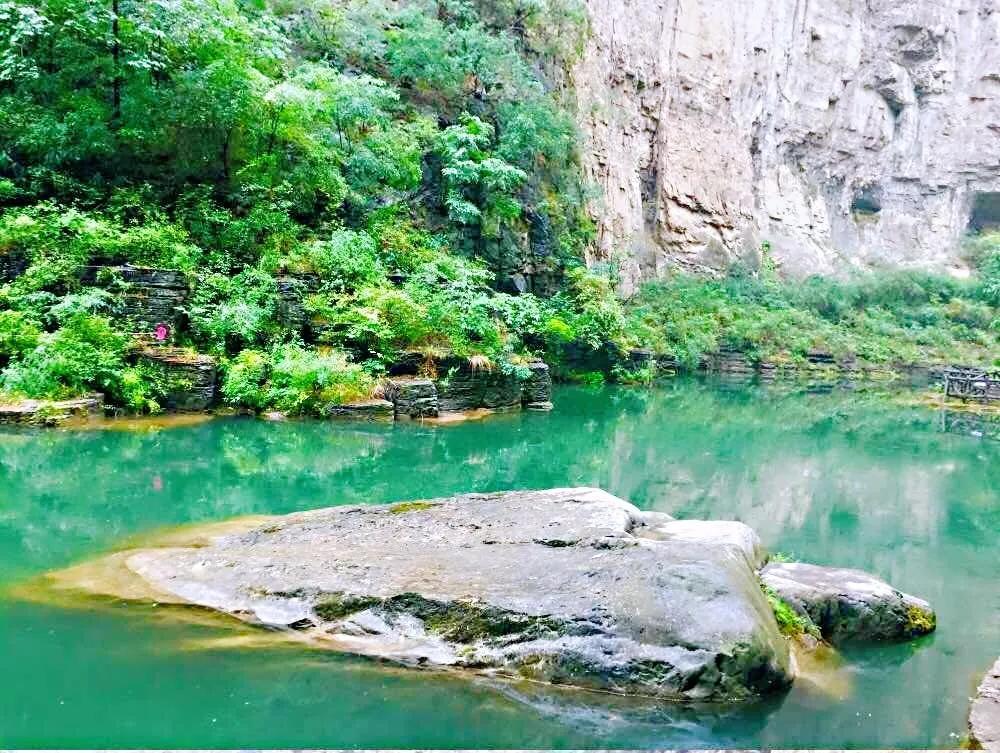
left=760, top=561, right=936, bottom=644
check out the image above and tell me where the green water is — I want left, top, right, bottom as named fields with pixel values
left=1, top=380, right=997, bottom=749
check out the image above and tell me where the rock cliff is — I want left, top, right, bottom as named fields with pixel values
left=575, top=0, right=1000, bottom=291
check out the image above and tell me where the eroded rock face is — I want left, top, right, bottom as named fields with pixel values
left=0, top=249, right=27, bottom=282
left=0, top=393, right=103, bottom=426
left=761, top=561, right=936, bottom=643
left=576, top=0, right=1000, bottom=290
left=434, top=363, right=523, bottom=412
left=82, top=265, right=189, bottom=331
left=385, top=377, right=439, bottom=418
left=54, top=488, right=794, bottom=701
left=971, top=658, right=1000, bottom=752
left=520, top=362, right=554, bottom=410
left=136, top=348, right=217, bottom=411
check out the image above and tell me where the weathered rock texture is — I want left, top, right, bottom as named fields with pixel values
left=81, top=266, right=189, bottom=331
left=385, top=378, right=440, bottom=419
left=434, top=363, right=524, bottom=413
left=0, top=394, right=103, bottom=426
left=53, top=488, right=794, bottom=701
left=0, top=249, right=27, bottom=282
left=520, top=362, right=554, bottom=410
left=136, top=348, right=217, bottom=411
left=761, top=561, right=936, bottom=644
left=576, top=0, right=1000, bottom=291
left=971, top=658, right=1000, bottom=752
left=326, top=399, right=394, bottom=420
left=275, top=274, right=321, bottom=336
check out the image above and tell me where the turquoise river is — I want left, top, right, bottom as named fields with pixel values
left=1, top=380, right=998, bottom=748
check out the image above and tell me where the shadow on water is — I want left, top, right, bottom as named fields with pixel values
left=0, top=378, right=997, bottom=748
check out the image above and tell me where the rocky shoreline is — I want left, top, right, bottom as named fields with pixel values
left=972, top=658, right=1000, bottom=752
left=0, top=356, right=554, bottom=427
left=39, top=488, right=936, bottom=703
left=1, top=261, right=983, bottom=428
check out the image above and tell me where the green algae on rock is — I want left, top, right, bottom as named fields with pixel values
left=760, top=562, right=937, bottom=644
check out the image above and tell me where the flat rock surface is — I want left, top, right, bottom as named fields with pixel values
left=972, top=658, right=1000, bottom=752
left=761, top=562, right=936, bottom=644
left=52, top=488, right=793, bottom=702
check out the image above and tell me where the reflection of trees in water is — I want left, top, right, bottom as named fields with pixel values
left=1, top=382, right=997, bottom=581
left=1, top=382, right=997, bottom=748
left=940, top=409, right=1000, bottom=442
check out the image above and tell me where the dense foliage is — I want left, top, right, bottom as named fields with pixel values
left=630, top=238, right=1000, bottom=371
left=0, top=0, right=613, bottom=412
left=0, top=0, right=996, bottom=414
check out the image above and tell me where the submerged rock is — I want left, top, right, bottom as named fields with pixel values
left=760, top=562, right=936, bottom=644
left=51, top=488, right=793, bottom=702
left=971, top=658, right=1000, bottom=752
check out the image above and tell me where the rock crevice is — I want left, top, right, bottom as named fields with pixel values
left=576, top=0, right=1000, bottom=290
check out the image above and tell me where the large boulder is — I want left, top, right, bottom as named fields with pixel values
left=136, top=348, right=217, bottom=411
left=760, top=562, right=936, bottom=644
left=50, top=488, right=793, bottom=702
left=385, top=377, right=439, bottom=419
left=971, top=658, right=1000, bottom=752
left=434, top=362, right=522, bottom=412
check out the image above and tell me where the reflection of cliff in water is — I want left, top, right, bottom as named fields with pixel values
left=940, top=409, right=1000, bottom=442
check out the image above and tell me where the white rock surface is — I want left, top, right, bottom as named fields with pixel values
left=972, top=658, right=1000, bottom=752
left=49, top=488, right=794, bottom=702
left=575, top=0, right=1000, bottom=291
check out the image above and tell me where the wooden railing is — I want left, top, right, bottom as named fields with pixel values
left=944, top=368, right=1000, bottom=402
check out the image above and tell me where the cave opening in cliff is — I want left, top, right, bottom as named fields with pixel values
left=851, top=187, right=882, bottom=216
left=969, top=192, right=1000, bottom=232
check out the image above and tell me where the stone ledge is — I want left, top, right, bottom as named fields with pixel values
left=326, top=399, right=395, bottom=421
left=971, top=658, right=1000, bottom=752
left=137, top=348, right=218, bottom=412
left=0, top=393, right=103, bottom=426
left=385, top=378, right=439, bottom=419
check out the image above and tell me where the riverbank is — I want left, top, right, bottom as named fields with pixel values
left=3, top=369, right=998, bottom=433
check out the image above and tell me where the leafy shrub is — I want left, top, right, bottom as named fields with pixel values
left=222, top=345, right=375, bottom=415
left=0, top=314, right=127, bottom=399
left=632, top=265, right=998, bottom=369
left=297, top=230, right=386, bottom=291
left=186, top=268, right=281, bottom=354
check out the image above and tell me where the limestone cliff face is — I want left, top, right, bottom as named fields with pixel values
left=575, top=0, right=1000, bottom=291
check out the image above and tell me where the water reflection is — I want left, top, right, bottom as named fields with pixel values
left=0, top=379, right=997, bottom=748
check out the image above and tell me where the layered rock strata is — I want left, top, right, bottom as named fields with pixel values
left=576, top=0, right=1000, bottom=290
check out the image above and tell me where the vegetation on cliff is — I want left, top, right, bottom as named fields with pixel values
left=0, top=0, right=996, bottom=414
left=0, top=0, right=605, bottom=411
left=629, top=240, right=1000, bottom=371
